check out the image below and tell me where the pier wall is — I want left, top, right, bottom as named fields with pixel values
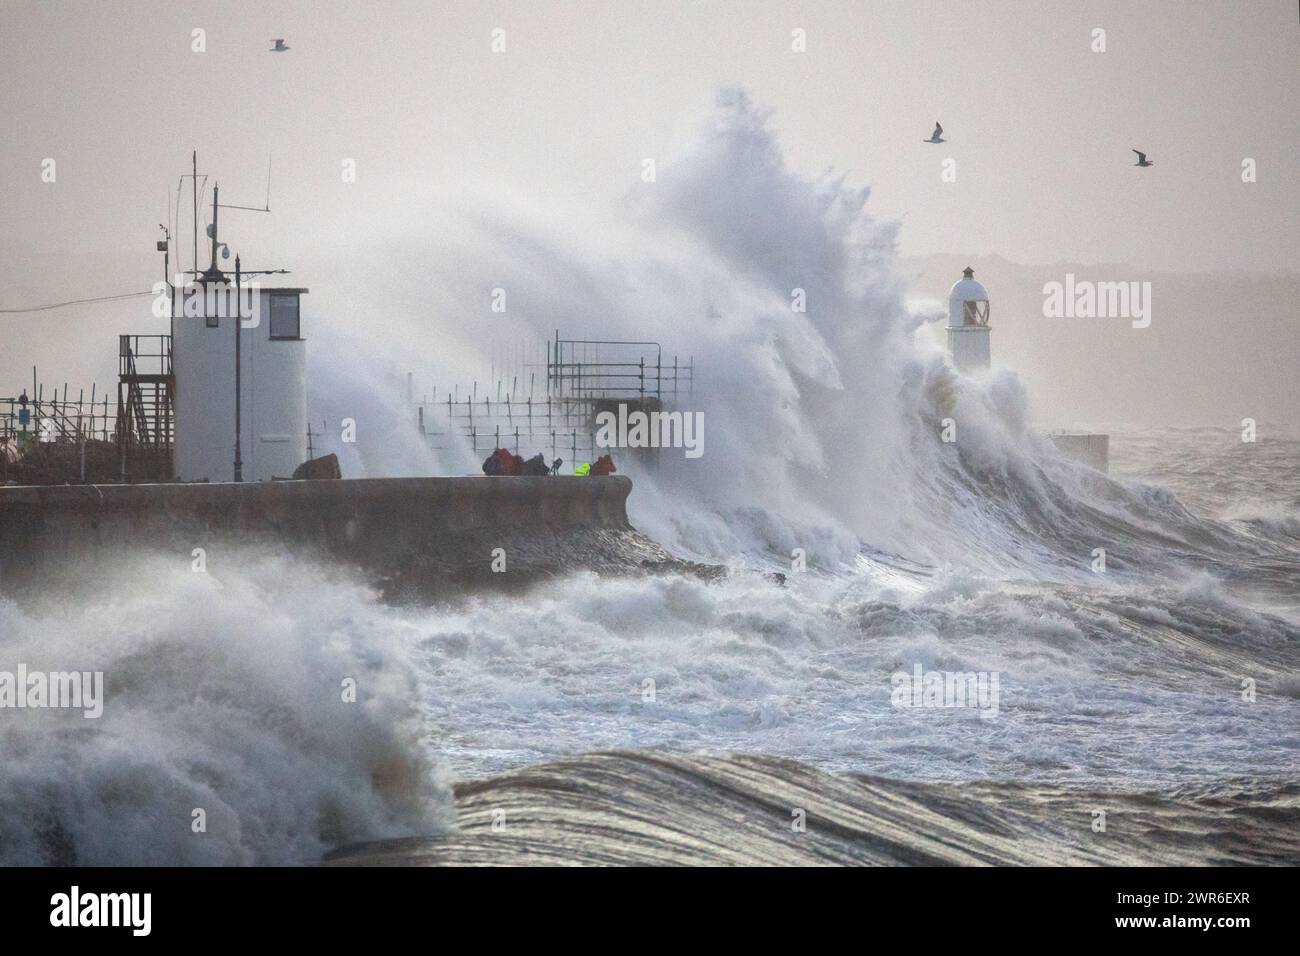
left=1049, top=434, right=1110, bottom=473
left=0, top=476, right=654, bottom=594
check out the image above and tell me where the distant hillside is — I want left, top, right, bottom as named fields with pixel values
left=901, top=254, right=1298, bottom=428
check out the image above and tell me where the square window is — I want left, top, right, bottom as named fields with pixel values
left=206, top=314, right=219, bottom=328
left=269, top=294, right=300, bottom=340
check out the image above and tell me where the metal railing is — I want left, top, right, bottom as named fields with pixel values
left=0, top=394, right=118, bottom=446
left=415, top=332, right=697, bottom=471
left=547, top=334, right=693, bottom=402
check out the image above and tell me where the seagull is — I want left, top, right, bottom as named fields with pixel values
left=1132, top=149, right=1153, bottom=167
left=924, top=122, right=945, bottom=144
left=270, top=38, right=290, bottom=52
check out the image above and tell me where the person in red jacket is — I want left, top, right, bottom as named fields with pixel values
left=591, top=454, right=616, bottom=476
left=482, top=448, right=524, bottom=476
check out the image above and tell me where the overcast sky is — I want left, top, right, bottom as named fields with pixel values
left=1, top=0, right=1296, bottom=405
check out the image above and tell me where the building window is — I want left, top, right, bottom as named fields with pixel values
left=963, top=301, right=988, bottom=326
left=269, top=294, right=300, bottom=340
left=206, top=314, right=219, bottom=328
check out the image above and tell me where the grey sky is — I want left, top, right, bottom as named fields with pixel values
left=1, top=0, right=1297, bottom=417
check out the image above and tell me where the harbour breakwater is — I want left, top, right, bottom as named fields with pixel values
left=0, top=476, right=678, bottom=597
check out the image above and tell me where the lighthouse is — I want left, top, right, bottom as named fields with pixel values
left=946, top=266, right=991, bottom=373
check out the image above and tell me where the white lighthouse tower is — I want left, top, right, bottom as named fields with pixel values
left=946, top=266, right=991, bottom=373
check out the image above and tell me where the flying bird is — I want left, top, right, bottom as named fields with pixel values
left=924, top=122, right=945, bottom=144
left=270, top=38, right=290, bottom=52
left=1132, top=149, right=1153, bottom=167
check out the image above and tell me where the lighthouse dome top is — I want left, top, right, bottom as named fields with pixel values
left=948, top=266, right=990, bottom=327
left=949, top=266, right=988, bottom=304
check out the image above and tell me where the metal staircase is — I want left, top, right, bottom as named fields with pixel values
left=116, top=334, right=175, bottom=480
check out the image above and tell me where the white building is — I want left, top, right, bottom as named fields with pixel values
left=172, top=284, right=308, bottom=482
left=946, top=266, right=991, bottom=373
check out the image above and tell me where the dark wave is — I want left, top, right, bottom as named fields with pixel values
left=326, top=751, right=1300, bottom=866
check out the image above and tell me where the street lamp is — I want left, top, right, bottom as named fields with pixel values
left=233, top=253, right=243, bottom=482
left=192, top=177, right=287, bottom=483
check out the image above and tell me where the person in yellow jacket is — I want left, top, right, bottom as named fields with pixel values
left=574, top=462, right=591, bottom=476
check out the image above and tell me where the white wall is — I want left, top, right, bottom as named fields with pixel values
left=1050, top=433, right=1110, bottom=473
left=173, top=287, right=307, bottom=482
left=947, top=326, right=991, bottom=373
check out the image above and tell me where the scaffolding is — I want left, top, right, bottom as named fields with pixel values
left=0, top=334, right=175, bottom=485
left=416, top=331, right=694, bottom=466
left=0, top=392, right=115, bottom=446
left=546, top=334, right=693, bottom=402
left=0, top=384, right=118, bottom=485
left=419, top=394, right=602, bottom=461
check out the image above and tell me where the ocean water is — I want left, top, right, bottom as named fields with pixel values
left=3, top=425, right=1293, bottom=866
left=414, top=426, right=1300, bottom=789
left=2, top=91, right=1296, bottom=864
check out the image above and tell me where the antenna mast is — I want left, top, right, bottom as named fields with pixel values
left=192, top=150, right=198, bottom=280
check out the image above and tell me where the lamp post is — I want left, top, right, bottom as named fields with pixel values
left=233, top=254, right=243, bottom=482
left=186, top=167, right=288, bottom=484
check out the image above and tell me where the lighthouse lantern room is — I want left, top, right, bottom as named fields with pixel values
left=946, top=266, right=991, bottom=373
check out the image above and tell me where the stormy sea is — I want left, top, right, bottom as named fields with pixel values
left=2, top=92, right=1297, bottom=866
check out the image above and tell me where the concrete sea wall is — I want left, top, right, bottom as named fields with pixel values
left=0, top=476, right=668, bottom=595
left=1049, top=433, right=1110, bottom=473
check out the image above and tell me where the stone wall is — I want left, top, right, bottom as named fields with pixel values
left=0, top=476, right=664, bottom=596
